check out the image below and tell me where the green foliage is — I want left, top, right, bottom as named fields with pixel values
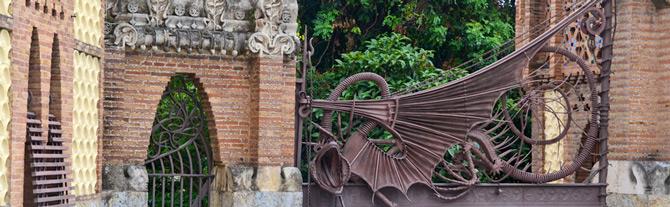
left=310, top=33, right=467, bottom=100
left=299, top=0, right=515, bottom=72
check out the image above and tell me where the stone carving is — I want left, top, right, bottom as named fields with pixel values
left=148, top=0, right=171, bottom=25
left=106, top=0, right=297, bottom=55
left=205, top=0, right=226, bottom=29
left=597, top=161, right=670, bottom=196
left=103, top=164, right=149, bottom=192
left=113, top=23, right=138, bottom=48
left=631, top=162, right=670, bottom=195
left=247, top=0, right=299, bottom=55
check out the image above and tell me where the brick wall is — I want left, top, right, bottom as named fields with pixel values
left=609, top=0, right=670, bottom=161
left=102, top=51, right=296, bottom=166
left=7, top=1, right=76, bottom=206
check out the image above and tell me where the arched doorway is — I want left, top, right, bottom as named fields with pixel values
left=145, top=75, right=214, bottom=207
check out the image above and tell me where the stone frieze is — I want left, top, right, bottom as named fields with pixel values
left=105, top=0, right=298, bottom=56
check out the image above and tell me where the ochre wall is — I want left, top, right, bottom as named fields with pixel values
left=72, top=51, right=101, bottom=196
left=72, top=0, right=103, bottom=198
left=0, top=28, right=11, bottom=207
left=542, top=90, right=566, bottom=183
left=73, top=0, right=102, bottom=47
left=0, top=0, right=9, bottom=16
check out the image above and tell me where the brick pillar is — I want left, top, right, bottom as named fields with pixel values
left=250, top=56, right=296, bottom=166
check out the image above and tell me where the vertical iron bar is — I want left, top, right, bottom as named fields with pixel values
left=177, top=150, right=185, bottom=206
left=186, top=143, right=194, bottom=204
left=598, top=0, right=613, bottom=205
left=160, top=157, right=166, bottom=207
left=169, top=154, right=175, bottom=207
left=151, top=162, right=157, bottom=206
left=295, top=32, right=311, bottom=167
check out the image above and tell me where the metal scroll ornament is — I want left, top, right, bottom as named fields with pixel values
left=299, top=0, right=607, bottom=205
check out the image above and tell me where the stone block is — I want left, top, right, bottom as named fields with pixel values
left=220, top=192, right=302, bottom=207
left=103, top=165, right=127, bottom=191
left=102, top=191, right=148, bottom=207
left=74, top=196, right=103, bottom=207
left=223, top=191, right=255, bottom=207
left=607, top=194, right=670, bottom=207
left=127, top=165, right=149, bottom=192
left=255, top=166, right=282, bottom=192
left=603, top=161, right=670, bottom=195
left=281, top=167, right=302, bottom=192
left=647, top=195, right=670, bottom=207
left=226, top=165, right=255, bottom=192
left=102, top=164, right=149, bottom=192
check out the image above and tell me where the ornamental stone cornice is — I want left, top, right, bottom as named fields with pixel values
left=104, top=0, right=298, bottom=56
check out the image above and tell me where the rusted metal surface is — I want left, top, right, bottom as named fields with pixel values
left=303, top=183, right=605, bottom=207
left=25, top=112, right=74, bottom=206
left=145, top=78, right=213, bottom=207
left=596, top=0, right=613, bottom=203
left=298, top=0, right=611, bottom=205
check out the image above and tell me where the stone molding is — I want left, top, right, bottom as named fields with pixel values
left=104, top=0, right=298, bottom=56
left=212, top=165, right=302, bottom=193
left=210, top=165, right=303, bottom=207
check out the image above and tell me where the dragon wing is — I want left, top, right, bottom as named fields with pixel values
left=309, top=0, right=600, bottom=199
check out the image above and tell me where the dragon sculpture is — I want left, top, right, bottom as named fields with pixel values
left=298, top=0, right=609, bottom=206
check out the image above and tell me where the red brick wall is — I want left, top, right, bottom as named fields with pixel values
left=102, top=51, right=296, bottom=166
left=608, top=0, right=670, bottom=161
left=8, top=1, right=76, bottom=206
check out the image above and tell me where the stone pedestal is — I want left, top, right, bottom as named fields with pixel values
left=595, top=161, right=670, bottom=207
left=211, top=165, right=303, bottom=207
left=101, top=164, right=149, bottom=207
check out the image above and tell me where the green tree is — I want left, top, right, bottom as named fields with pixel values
left=299, top=0, right=515, bottom=72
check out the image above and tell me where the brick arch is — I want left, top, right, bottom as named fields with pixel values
left=102, top=52, right=297, bottom=168
left=190, top=75, right=223, bottom=164
left=103, top=69, right=230, bottom=165
left=142, top=73, right=223, bottom=165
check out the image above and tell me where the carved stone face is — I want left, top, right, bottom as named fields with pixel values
left=127, top=1, right=140, bottom=13
left=234, top=10, right=245, bottom=20
left=281, top=10, right=291, bottom=23
left=174, top=4, right=186, bottom=16
left=189, top=6, right=200, bottom=17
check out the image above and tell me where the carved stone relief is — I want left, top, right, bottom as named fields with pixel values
left=105, top=0, right=298, bottom=56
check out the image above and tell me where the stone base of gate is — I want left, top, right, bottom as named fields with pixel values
left=100, top=164, right=149, bottom=207
left=73, top=194, right=103, bottom=207
left=595, top=160, right=670, bottom=207
left=210, top=165, right=303, bottom=207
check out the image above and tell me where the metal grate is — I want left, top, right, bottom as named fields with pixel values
left=26, top=112, right=73, bottom=207
left=145, top=76, right=214, bottom=207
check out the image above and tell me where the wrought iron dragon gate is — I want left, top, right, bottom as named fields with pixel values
left=145, top=76, right=214, bottom=207
left=297, top=0, right=613, bottom=206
